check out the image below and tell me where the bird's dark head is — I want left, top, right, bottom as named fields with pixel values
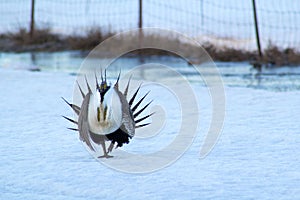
left=95, top=69, right=111, bottom=102
left=97, top=80, right=110, bottom=102
left=98, top=81, right=110, bottom=94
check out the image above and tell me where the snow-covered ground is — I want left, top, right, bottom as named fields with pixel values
left=0, top=64, right=299, bottom=199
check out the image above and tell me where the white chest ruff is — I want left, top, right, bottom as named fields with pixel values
left=87, top=88, right=122, bottom=135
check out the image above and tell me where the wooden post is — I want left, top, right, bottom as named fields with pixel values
left=138, top=0, right=144, bottom=63
left=29, top=0, right=35, bottom=38
left=252, top=0, right=262, bottom=59
left=138, top=0, right=142, bottom=29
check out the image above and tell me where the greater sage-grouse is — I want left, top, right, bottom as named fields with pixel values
left=63, top=71, right=153, bottom=158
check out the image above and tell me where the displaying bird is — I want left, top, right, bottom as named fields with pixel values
left=62, top=70, right=153, bottom=158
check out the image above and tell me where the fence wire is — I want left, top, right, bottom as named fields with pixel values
left=0, top=0, right=300, bottom=51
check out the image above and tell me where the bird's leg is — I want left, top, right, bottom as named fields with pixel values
left=108, top=141, right=115, bottom=153
left=98, top=140, right=113, bottom=158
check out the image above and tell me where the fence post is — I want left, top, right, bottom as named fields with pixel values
left=138, top=0, right=142, bottom=29
left=138, top=0, right=144, bottom=62
left=252, top=0, right=262, bottom=60
left=29, top=0, right=35, bottom=38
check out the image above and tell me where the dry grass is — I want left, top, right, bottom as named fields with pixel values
left=261, top=44, right=300, bottom=66
left=0, top=28, right=300, bottom=66
left=0, top=28, right=65, bottom=51
left=67, top=29, right=113, bottom=50
left=203, top=43, right=258, bottom=62
left=9, top=28, right=61, bottom=45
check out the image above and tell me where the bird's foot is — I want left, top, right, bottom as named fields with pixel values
left=98, top=154, right=114, bottom=159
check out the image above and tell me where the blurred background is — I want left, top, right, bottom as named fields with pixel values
left=1, top=0, right=300, bottom=90
left=1, top=0, right=300, bottom=50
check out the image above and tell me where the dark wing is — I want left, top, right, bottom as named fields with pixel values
left=114, top=86, right=135, bottom=137
left=78, top=91, right=96, bottom=151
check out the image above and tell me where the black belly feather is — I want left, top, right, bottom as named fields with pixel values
left=105, top=129, right=132, bottom=147
left=89, top=129, right=131, bottom=148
